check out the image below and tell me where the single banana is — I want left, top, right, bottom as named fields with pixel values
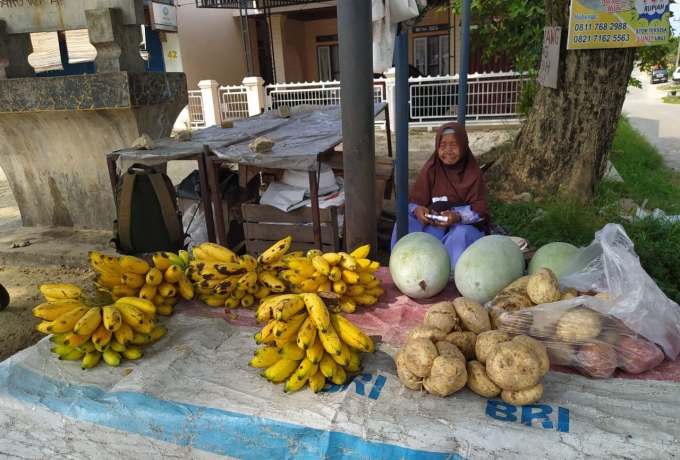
left=330, top=313, right=375, bottom=352
left=156, top=304, right=174, bottom=316
left=281, top=270, right=306, bottom=284
left=92, top=323, right=113, bottom=351
left=139, top=283, right=158, bottom=300
left=51, top=344, right=76, bottom=355
left=62, top=331, right=92, bottom=347
left=308, top=368, right=327, bottom=393
left=130, top=331, right=152, bottom=345
left=199, top=243, right=239, bottom=263
left=119, top=256, right=150, bottom=275
left=276, top=297, right=306, bottom=321
left=339, top=296, right=357, bottom=313
left=102, top=349, right=122, bottom=366
left=345, top=284, right=366, bottom=296
left=225, top=296, right=240, bottom=309
left=157, top=282, right=177, bottom=298
left=58, top=349, right=85, bottom=361
left=36, top=321, right=53, bottom=334
left=201, top=293, right=230, bottom=307
left=306, top=336, right=325, bottom=364
left=81, top=350, right=102, bottom=370
left=101, top=255, right=127, bottom=275
left=258, top=271, right=287, bottom=293
left=302, top=293, right=331, bottom=332
left=306, top=249, right=323, bottom=259
left=318, top=352, right=337, bottom=378
left=283, top=257, right=311, bottom=270
left=331, top=364, right=347, bottom=385
left=247, top=282, right=260, bottom=294
left=189, top=260, right=208, bottom=272
left=239, top=254, right=258, bottom=271
left=257, top=236, right=292, bottom=265
left=164, top=251, right=186, bottom=269
left=278, top=342, right=306, bottom=361
left=249, top=346, right=283, bottom=368
left=317, top=280, right=332, bottom=293
left=365, top=278, right=382, bottom=289
left=73, top=306, right=102, bottom=336
left=121, top=272, right=146, bottom=289
left=111, top=284, right=139, bottom=298
left=356, top=258, right=372, bottom=271
left=261, top=357, right=301, bottom=384
left=341, top=270, right=361, bottom=285
left=231, top=288, right=246, bottom=300
left=114, top=302, right=146, bottom=325
left=344, top=348, right=362, bottom=372
left=299, top=279, right=320, bottom=293
left=97, top=271, right=124, bottom=288
left=47, top=306, right=91, bottom=333
left=88, top=251, right=107, bottom=272
left=49, top=332, right=68, bottom=345
left=109, top=339, right=127, bottom=353
left=113, top=321, right=134, bottom=346
left=178, top=249, right=191, bottom=266
left=338, top=252, right=358, bottom=271
left=310, top=272, right=328, bottom=285
left=321, top=252, right=342, bottom=266
left=253, top=285, right=271, bottom=300
left=32, top=299, right=85, bottom=321
left=236, top=271, right=258, bottom=291
left=349, top=244, right=371, bottom=260
left=240, top=293, right=255, bottom=308
left=163, top=265, right=183, bottom=284
left=350, top=294, right=378, bottom=307
left=152, top=252, right=172, bottom=271
left=296, top=357, right=319, bottom=381
left=77, top=341, right=97, bottom=354
left=332, top=280, right=347, bottom=295
left=177, top=273, right=195, bottom=300
left=129, top=315, right=155, bottom=334
left=283, top=374, right=309, bottom=393
left=328, top=266, right=342, bottom=282
left=192, top=246, right=218, bottom=261
left=365, top=287, right=386, bottom=298
left=331, top=340, right=351, bottom=367
left=121, top=345, right=143, bottom=360
left=358, top=272, right=375, bottom=285
left=39, top=283, right=82, bottom=300
left=317, top=323, right=343, bottom=356
left=199, top=267, right=229, bottom=281
left=213, top=277, right=241, bottom=296
left=295, top=264, right=317, bottom=279
left=254, top=319, right=277, bottom=344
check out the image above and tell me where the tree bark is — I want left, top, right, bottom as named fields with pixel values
left=486, top=0, right=636, bottom=201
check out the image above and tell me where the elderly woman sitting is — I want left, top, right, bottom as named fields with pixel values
left=391, top=122, right=491, bottom=270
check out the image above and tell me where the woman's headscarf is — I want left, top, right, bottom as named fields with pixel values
left=409, top=122, right=491, bottom=232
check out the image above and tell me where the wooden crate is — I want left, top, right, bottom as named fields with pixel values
left=241, top=198, right=342, bottom=254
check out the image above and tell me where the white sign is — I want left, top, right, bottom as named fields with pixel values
left=150, top=2, right=178, bottom=33
left=0, top=0, right=143, bottom=34
left=538, top=26, right=561, bottom=89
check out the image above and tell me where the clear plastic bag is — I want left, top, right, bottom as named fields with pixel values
left=487, top=223, right=680, bottom=378
left=182, top=203, right=209, bottom=252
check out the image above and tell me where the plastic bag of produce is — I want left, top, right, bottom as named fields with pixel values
left=486, top=223, right=680, bottom=377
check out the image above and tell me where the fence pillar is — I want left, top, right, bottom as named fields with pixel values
left=197, top=79, right=221, bottom=127
left=383, top=67, right=396, bottom=133
left=243, top=76, right=265, bottom=116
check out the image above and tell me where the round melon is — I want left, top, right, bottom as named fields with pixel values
left=527, top=242, right=579, bottom=278
left=389, top=232, right=451, bottom=299
left=454, top=235, right=525, bottom=304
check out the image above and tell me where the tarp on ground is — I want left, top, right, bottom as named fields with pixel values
left=1, top=311, right=679, bottom=459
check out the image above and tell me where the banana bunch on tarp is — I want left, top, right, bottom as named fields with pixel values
left=89, top=251, right=195, bottom=316
left=249, top=292, right=375, bottom=393
left=33, top=283, right=167, bottom=370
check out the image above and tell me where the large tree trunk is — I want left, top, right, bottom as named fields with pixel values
left=486, top=0, right=636, bottom=201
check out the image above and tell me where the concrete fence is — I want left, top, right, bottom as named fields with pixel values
left=187, top=69, right=525, bottom=132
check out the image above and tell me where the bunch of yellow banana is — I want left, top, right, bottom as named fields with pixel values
left=191, top=238, right=293, bottom=309
left=249, top=292, right=375, bottom=393
left=88, top=250, right=194, bottom=316
left=34, top=285, right=168, bottom=370
left=277, top=245, right=385, bottom=312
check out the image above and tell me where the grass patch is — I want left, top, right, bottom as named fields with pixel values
left=490, top=116, right=680, bottom=303
left=662, top=96, right=680, bottom=104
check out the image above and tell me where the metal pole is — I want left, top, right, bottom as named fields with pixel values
left=457, top=0, right=471, bottom=125
left=395, top=28, right=409, bottom=241
left=337, top=0, right=377, bottom=257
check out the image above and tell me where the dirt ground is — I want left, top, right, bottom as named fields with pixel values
left=0, top=127, right=516, bottom=363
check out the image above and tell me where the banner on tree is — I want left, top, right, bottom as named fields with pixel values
left=567, top=0, right=671, bottom=50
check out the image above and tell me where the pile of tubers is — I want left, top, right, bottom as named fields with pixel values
left=489, top=267, right=665, bottom=378
left=395, top=298, right=549, bottom=405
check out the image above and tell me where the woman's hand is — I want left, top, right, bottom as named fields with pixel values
left=413, top=206, right=429, bottom=225
left=436, top=210, right=462, bottom=227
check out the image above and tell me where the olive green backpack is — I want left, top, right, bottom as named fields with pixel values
left=111, top=164, right=186, bottom=255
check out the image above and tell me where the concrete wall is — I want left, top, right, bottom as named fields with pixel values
left=303, top=18, right=337, bottom=82
left=176, top=4, right=246, bottom=89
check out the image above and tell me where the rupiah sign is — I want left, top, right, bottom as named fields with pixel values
left=0, top=0, right=143, bottom=34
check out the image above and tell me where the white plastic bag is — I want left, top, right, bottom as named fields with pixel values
left=182, top=203, right=209, bottom=252
left=389, top=0, right=419, bottom=23
left=373, top=0, right=397, bottom=73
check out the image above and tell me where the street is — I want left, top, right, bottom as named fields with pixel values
left=622, top=68, right=680, bottom=170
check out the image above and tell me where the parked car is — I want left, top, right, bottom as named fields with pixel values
left=650, top=68, right=668, bottom=84
left=673, top=68, right=680, bottom=84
